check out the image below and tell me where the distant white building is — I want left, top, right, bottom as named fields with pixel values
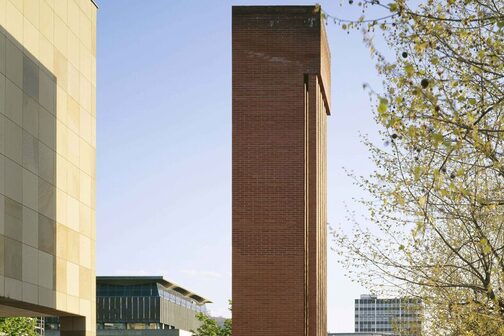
left=354, top=294, right=422, bottom=335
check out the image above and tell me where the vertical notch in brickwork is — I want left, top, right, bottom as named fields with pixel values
left=304, top=73, right=310, bottom=336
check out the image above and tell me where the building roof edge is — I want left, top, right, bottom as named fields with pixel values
left=96, top=276, right=212, bottom=304
left=232, top=5, right=319, bottom=15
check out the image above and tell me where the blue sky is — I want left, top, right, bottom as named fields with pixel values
left=96, top=0, right=389, bottom=332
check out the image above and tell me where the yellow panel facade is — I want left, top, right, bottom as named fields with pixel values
left=0, top=1, right=97, bottom=335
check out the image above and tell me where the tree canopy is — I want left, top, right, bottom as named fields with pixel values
left=0, top=317, right=37, bottom=336
left=192, top=301, right=231, bottom=336
left=332, top=0, right=504, bottom=334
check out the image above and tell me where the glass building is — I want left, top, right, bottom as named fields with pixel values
left=44, top=276, right=210, bottom=335
left=355, top=294, right=422, bottom=335
left=96, top=276, right=210, bottom=333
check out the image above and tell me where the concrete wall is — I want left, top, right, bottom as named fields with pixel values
left=159, top=296, right=201, bottom=331
left=96, top=295, right=202, bottom=331
left=98, top=331, right=191, bottom=336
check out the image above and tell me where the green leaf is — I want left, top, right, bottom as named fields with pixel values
left=480, top=239, right=492, bottom=254
left=378, top=97, right=388, bottom=114
left=413, top=166, right=422, bottom=181
left=389, top=2, right=398, bottom=12
left=431, top=133, right=444, bottom=146
left=405, top=63, right=415, bottom=77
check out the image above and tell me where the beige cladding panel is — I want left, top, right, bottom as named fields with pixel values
left=0, top=1, right=96, bottom=335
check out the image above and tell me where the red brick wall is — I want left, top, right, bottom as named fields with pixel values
left=232, top=6, right=330, bottom=336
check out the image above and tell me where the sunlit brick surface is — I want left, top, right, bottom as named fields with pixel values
left=232, top=6, right=330, bottom=336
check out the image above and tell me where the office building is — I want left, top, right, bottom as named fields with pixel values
left=44, top=276, right=210, bottom=336
left=96, top=276, right=210, bottom=333
left=355, top=294, right=422, bottom=335
left=232, top=6, right=331, bottom=336
left=0, top=1, right=97, bottom=335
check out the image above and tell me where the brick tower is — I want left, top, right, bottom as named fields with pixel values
left=232, top=6, right=331, bottom=336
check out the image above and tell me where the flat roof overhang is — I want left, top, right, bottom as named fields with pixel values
left=96, top=276, right=212, bottom=305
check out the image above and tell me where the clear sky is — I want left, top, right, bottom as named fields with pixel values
left=96, top=0, right=388, bottom=332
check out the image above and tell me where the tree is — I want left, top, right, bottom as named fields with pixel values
left=0, top=317, right=37, bottom=336
left=192, top=314, right=221, bottom=336
left=332, top=0, right=504, bottom=334
left=221, top=317, right=232, bottom=336
left=192, top=301, right=231, bottom=336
